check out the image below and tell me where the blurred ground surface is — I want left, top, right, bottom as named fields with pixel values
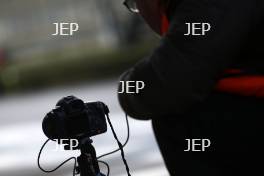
left=0, top=79, right=169, bottom=176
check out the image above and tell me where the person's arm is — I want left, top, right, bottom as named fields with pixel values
left=118, top=0, right=254, bottom=119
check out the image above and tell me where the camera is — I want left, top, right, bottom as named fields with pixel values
left=42, top=96, right=109, bottom=140
left=39, top=96, right=131, bottom=176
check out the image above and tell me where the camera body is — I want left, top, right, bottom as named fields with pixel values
left=42, top=96, right=108, bottom=141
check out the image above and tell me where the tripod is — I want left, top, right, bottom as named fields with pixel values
left=76, top=138, right=106, bottom=176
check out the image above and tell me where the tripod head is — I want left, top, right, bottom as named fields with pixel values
left=75, top=138, right=105, bottom=176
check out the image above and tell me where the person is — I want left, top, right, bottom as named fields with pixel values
left=118, top=0, right=264, bottom=175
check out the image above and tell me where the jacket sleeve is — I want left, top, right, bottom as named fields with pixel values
left=118, top=0, right=253, bottom=119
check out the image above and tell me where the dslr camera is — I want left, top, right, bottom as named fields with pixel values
left=42, top=96, right=109, bottom=141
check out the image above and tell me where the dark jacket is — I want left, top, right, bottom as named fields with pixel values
left=118, top=0, right=264, bottom=119
left=118, top=0, right=264, bottom=175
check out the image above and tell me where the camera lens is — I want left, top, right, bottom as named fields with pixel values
left=42, top=112, right=57, bottom=139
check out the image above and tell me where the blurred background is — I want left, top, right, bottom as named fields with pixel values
left=0, top=0, right=168, bottom=176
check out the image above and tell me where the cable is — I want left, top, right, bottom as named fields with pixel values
left=98, top=160, right=110, bottom=176
left=38, top=113, right=131, bottom=176
left=97, top=114, right=130, bottom=159
left=37, top=139, right=77, bottom=176
left=105, top=113, right=131, bottom=176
